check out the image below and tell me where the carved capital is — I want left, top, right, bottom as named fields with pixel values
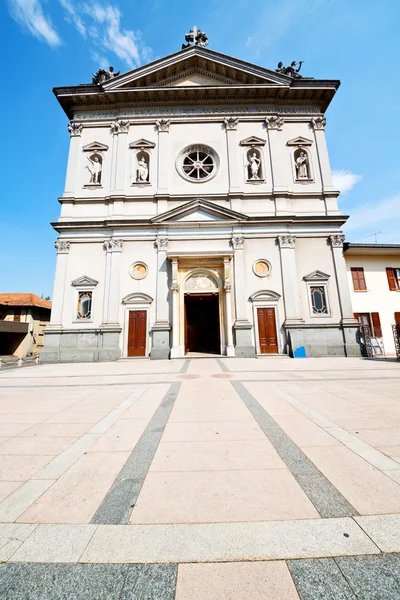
left=224, top=279, right=232, bottom=293
left=68, top=122, right=83, bottom=137
left=171, top=282, right=179, bottom=294
left=329, top=234, right=345, bottom=248
left=155, top=237, right=168, bottom=251
left=231, top=235, right=244, bottom=250
left=265, top=115, right=284, bottom=131
left=103, top=238, right=123, bottom=252
left=224, top=117, right=239, bottom=131
left=277, top=235, right=296, bottom=249
left=111, top=119, right=129, bottom=134
left=55, top=240, right=70, bottom=254
left=156, top=119, right=171, bottom=132
left=310, top=116, right=327, bottom=130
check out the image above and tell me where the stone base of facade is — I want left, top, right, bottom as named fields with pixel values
left=40, top=328, right=121, bottom=363
left=287, top=324, right=361, bottom=358
left=234, top=321, right=255, bottom=358
left=150, top=324, right=171, bottom=360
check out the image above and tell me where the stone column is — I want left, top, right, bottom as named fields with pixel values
left=277, top=235, right=303, bottom=325
left=111, top=119, right=129, bottom=195
left=64, top=123, right=82, bottom=197
left=156, top=119, right=170, bottom=213
left=170, top=258, right=181, bottom=358
left=100, top=238, right=123, bottom=360
left=224, top=118, right=241, bottom=195
left=311, top=117, right=334, bottom=192
left=265, top=116, right=288, bottom=197
left=150, top=236, right=171, bottom=359
left=223, top=256, right=235, bottom=356
left=232, top=235, right=255, bottom=357
left=329, top=234, right=359, bottom=356
left=49, top=240, right=71, bottom=326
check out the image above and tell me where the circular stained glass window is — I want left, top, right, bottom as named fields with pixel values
left=253, top=260, right=271, bottom=278
left=130, top=262, right=148, bottom=280
left=177, top=145, right=219, bottom=182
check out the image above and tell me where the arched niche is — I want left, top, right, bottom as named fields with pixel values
left=245, top=148, right=264, bottom=182
left=184, top=270, right=220, bottom=292
left=135, top=150, right=150, bottom=183
left=293, top=147, right=312, bottom=181
left=122, top=292, right=153, bottom=305
left=86, top=153, right=103, bottom=185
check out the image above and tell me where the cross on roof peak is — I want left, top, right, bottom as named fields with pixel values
left=182, top=26, right=208, bottom=49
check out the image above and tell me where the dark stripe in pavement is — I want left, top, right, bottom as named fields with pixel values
left=91, top=382, right=181, bottom=525
left=0, top=563, right=177, bottom=600
left=179, top=359, right=191, bottom=373
left=216, top=358, right=230, bottom=372
left=231, top=380, right=358, bottom=518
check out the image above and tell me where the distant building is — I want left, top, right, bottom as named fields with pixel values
left=0, top=294, right=51, bottom=357
left=344, top=244, right=400, bottom=357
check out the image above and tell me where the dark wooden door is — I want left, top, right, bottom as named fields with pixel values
left=128, top=310, right=146, bottom=357
left=257, top=308, right=278, bottom=354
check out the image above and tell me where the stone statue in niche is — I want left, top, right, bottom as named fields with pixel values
left=137, top=156, right=149, bottom=182
left=247, top=151, right=261, bottom=180
left=86, top=155, right=102, bottom=184
left=295, top=151, right=309, bottom=179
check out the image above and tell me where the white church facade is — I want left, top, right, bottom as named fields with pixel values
left=41, top=34, right=360, bottom=362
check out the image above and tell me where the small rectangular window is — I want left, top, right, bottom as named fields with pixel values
left=387, top=267, right=400, bottom=290
left=310, top=285, right=328, bottom=315
left=77, top=291, right=92, bottom=320
left=351, top=267, right=367, bottom=291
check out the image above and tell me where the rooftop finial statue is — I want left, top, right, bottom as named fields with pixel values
left=276, top=61, right=304, bottom=78
left=182, top=26, right=208, bottom=49
left=92, top=66, right=120, bottom=85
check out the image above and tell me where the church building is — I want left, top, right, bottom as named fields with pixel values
left=41, top=29, right=359, bottom=362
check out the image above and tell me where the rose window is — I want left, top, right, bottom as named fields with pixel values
left=177, top=145, right=219, bottom=182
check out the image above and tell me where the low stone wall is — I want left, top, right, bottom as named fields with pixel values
left=40, top=329, right=121, bottom=363
left=288, top=324, right=361, bottom=358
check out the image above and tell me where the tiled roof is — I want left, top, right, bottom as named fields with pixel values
left=0, top=294, right=52, bottom=309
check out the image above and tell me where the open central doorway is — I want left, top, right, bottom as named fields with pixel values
left=184, top=293, right=220, bottom=354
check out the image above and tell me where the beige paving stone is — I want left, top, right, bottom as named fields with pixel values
left=0, top=479, right=54, bottom=522
left=0, top=481, right=22, bottom=502
left=176, top=561, right=300, bottom=600
left=89, top=419, right=148, bottom=452
left=0, top=523, right=37, bottom=561
left=20, top=422, right=92, bottom=437
left=272, top=414, right=341, bottom=447
left=333, top=416, right=400, bottom=430
left=150, top=440, right=285, bottom=472
left=33, top=433, right=101, bottom=480
left=0, top=413, right=50, bottom=424
left=0, top=454, right=55, bottom=481
left=355, top=514, right=400, bottom=553
left=0, top=436, right=77, bottom=455
left=162, top=421, right=265, bottom=442
left=18, top=451, right=129, bottom=524
left=350, top=427, right=400, bottom=447
left=10, top=524, right=97, bottom=563
left=81, top=517, right=378, bottom=563
left=0, top=423, right=37, bottom=436
left=169, top=407, right=251, bottom=423
left=377, top=445, right=400, bottom=461
left=44, top=412, right=107, bottom=424
left=130, top=470, right=319, bottom=524
left=303, top=445, right=400, bottom=515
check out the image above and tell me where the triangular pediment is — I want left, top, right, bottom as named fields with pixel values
left=129, top=139, right=156, bottom=149
left=151, top=198, right=248, bottom=224
left=103, top=46, right=291, bottom=91
left=287, top=136, right=313, bottom=147
left=71, top=275, right=99, bottom=287
left=240, top=136, right=266, bottom=147
left=303, top=270, right=330, bottom=281
left=82, top=141, right=109, bottom=152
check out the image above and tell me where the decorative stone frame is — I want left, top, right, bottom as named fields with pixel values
left=71, top=275, right=98, bottom=323
left=121, top=293, right=153, bottom=358
left=82, top=142, right=109, bottom=189
left=252, top=259, right=272, bottom=278
left=129, top=139, right=155, bottom=186
left=249, top=290, right=282, bottom=355
left=303, top=270, right=331, bottom=318
left=240, top=136, right=266, bottom=184
left=129, top=262, right=148, bottom=280
left=176, top=144, right=219, bottom=183
left=286, top=137, right=314, bottom=183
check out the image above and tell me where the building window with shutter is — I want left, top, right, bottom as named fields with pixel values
left=354, top=312, right=382, bottom=338
left=386, top=267, right=400, bottom=290
left=351, top=267, right=367, bottom=291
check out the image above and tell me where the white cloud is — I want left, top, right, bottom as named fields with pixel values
left=59, top=0, right=86, bottom=37
left=344, top=194, right=400, bottom=240
left=8, top=0, right=61, bottom=47
left=332, top=169, right=362, bottom=194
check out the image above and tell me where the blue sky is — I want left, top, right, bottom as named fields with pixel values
left=1, top=0, right=400, bottom=296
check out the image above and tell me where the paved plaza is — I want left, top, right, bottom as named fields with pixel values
left=0, top=357, right=400, bottom=598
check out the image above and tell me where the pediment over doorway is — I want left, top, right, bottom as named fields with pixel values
left=151, top=198, right=248, bottom=224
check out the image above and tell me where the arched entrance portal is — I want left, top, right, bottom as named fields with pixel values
left=184, top=271, right=221, bottom=355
